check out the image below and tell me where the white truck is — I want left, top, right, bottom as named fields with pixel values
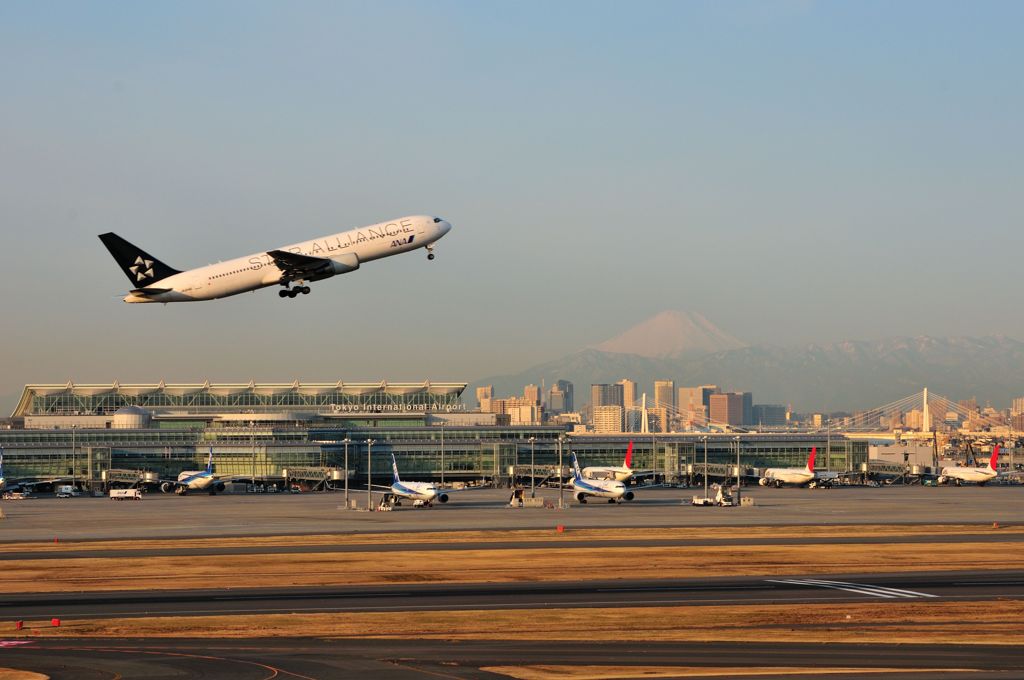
left=109, top=488, right=142, bottom=501
left=56, top=485, right=81, bottom=498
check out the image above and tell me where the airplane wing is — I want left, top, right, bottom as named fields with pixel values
left=267, top=250, right=335, bottom=282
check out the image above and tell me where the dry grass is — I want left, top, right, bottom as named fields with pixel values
left=10, top=523, right=1019, bottom=555
left=3, top=540, right=1023, bottom=594
left=6, top=599, right=1023, bottom=646
left=482, top=666, right=968, bottom=679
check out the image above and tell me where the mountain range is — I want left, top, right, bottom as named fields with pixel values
left=471, top=311, right=1024, bottom=412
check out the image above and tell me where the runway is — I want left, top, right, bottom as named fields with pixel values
left=2, top=571, right=1022, bottom=620
left=2, top=638, right=1023, bottom=679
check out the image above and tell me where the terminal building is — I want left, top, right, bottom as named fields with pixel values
left=1, top=381, right=870, bottom=492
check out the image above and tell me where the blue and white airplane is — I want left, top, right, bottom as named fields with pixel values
left=161, top=449, right=228, bottom=495
left=100, top=215, right=452, bottom=303
left=571, top=452, right=634, bottom=504
left=381, top=453, right=449, bottom=506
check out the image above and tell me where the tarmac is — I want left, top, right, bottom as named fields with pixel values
left=2, top=485, right=1023, bottom=542
left=2, top=638, right=1022, bottom=679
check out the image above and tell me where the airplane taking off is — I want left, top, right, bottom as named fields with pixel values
left=582, top=441, right=635, bottom=482
left=939, top=445, right=1000, bottom=486
left=380, top=453, right=449, bottom=506
left=160, top=449, right=227, bottom=495
left=99, top=214, right=452, bottom=303
left=571, top=453, right=633, bottom=504
left=759, top=447, right=837, bottom=488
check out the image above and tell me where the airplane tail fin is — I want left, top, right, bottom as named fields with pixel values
left=98, top=232, right=181, bottom=286
left=624, top=441, right=634, bottom=469
left=206, top=447, right=214, bottom=474
left=989, top=445, right=1000, bottom=471
left=391, top=453, right=401, bottom=483
left=806, top=447, right=816, bottom=472
left=571, top=452, right=582, bottom=481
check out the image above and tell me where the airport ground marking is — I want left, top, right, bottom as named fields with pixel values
left=767, top=579, right=937, bottom=599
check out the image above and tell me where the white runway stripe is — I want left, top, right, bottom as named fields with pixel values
left=767, top=578, right=937, bottom=599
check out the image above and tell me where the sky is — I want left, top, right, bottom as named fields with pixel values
left=0, top=1, right=1021, bottom=406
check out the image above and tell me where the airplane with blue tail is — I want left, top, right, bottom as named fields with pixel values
left=571, top=452, right=634, bottom=504
left=161, top=448, right=229, bottom=495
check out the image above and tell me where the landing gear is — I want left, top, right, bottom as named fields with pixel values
left=426, top=245, right=436, bottom=260
left=278, top=285, right=311, bottom=299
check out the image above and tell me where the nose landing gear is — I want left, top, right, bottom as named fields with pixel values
left=426, top=245, right=436, bottom=261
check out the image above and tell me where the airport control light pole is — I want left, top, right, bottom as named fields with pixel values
left=366, top=439, right=375, bottom=511
left=528, top=437, right=536, bottom=498
left=343, top=437, right=351, bottom=508
left=701, top=435, right=708, bottom=499
left=440, top=425, right=445, bottom=487
left=734, top=435, right=742, bottom=504
left=557, top=435, right=566, bottom=509
left=71, top=425, right=76, bottom=490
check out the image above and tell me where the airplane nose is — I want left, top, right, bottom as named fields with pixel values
left=438, top=220, right=452, bottom=236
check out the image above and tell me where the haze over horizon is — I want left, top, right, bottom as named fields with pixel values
left=2, top=2, right=1021, bottom=404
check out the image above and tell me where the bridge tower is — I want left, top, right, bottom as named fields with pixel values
left=922, top=387, right=931, bottom=434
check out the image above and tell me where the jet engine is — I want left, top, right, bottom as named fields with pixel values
left=937, top=476, right=948, bottom=485
left=576, top=492, right=588, bottom=503
left=214, top=481, right=226, bottom=492
left=160, top=481, right=175, bottom=493
left=437, top=493, right=449, bottom=504
left=623, top=491, right=635, bottom=501
left=759, top=478, right=770, bottom=486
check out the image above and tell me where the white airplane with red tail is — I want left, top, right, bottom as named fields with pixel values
left=939, top=445, right=1000, bottom=486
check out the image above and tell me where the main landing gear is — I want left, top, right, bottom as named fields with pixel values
left=279, top=285, right=311, bottom=299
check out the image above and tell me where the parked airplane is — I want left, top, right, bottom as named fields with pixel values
left=160, top=449, right=227, bottom=495
left=571, top=453, right=633, bottom=504
left=583, top=441, right=635, bottom=482
left=100, top=214, right=452, bottom=303
left=759, top=447, right=837, bottom=488
left=371, top=453, right=450, bottom=506
left=939, top=445, right=1000, bottom=486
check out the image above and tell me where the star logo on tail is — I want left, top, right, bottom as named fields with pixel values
left=129, top=256, right=154, bottom=282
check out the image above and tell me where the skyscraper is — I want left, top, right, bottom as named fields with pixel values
left=548, top=380, right=574, bottom=414
left=523, top=384, right=541, bottom=406
left=617, top=379, right=637, bottom=410
left=654, top=380, right=675, bottom=412
left=709, top=392, right=744, bottom=426
left=591, top=383, right=624, bottom=409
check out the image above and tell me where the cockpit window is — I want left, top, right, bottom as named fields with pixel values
left=433, top=217, right=442, bottom=223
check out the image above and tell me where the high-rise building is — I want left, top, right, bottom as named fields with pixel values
left=476, top=385, right=493, bottom=412
left=591, top=383, right=624, bottom=410
left=617, top=379, right=637, bottom=411
left=523, top=384, right=541, bottom=406
left=709, top=392, right=744, bottom=426
left=593, top=405, right=624, bottom=434
left=548, top=380, right=574, bottom=414
left=740, top=391, right=753, bottom=426
left=654, top=380, right=675, bottom=413
left=751, top=404, right=787, bottom=428
left=1011, top=397, right=1024, bottom=417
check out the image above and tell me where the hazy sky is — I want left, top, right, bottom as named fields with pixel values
left=1, top=1, right=1021, bottom=405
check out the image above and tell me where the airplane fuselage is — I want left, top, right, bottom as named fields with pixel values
left=123, top=215, right=451, bottom=303
left=582, top=466, right=633, bottom=482
left=760, top=467, right=815, bottom=486
left=391, top=481, right=447, bottom=504
left=938, top=466, right=997, bottom=485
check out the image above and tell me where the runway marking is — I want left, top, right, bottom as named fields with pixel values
left=0, top=640, right=36, bottom=647
left=767, top=579, right=938, bottom=599
left=48, top=645, right=319, bottom=680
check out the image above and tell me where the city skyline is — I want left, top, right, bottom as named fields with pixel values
left=2, top=2, right=1022, bottom=409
